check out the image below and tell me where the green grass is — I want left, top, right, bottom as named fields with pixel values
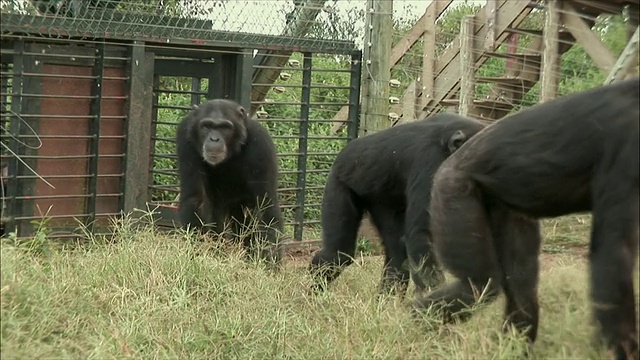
left=1, top=214, right=637, bottom=359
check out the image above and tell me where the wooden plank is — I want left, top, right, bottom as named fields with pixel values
left=541, top=0, right=560, bottom=102
left=332, top=0, right=454, bottom=133
left=418, top=0, right=533, bottom=117
left=604, top=26, right=640, bottom=84
left=123, top=43, right=154, bottom=213
left=421, top=0, right=438, bottom=108
left=562, top=2, right=616, bottom=73
left=386, top=0, right=532, bottom=121
left=476, top=76, right=528, bottom=85
left=360, top=0, right=393, bottom=135
left=250, top=0, right=326, bottom=115
left=390, top=0, right=455, bottom=66
left=401, top=82, right=417, bottom=121
left=484, top=0, right=498, bottom=50
left=459, top=16, right=476, bottom=117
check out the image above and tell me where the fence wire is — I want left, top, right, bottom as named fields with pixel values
left=358, top=0, right=639, bottom=130
left=1, top=0, right=363, bottom=51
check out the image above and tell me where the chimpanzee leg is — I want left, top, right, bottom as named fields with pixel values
left=589, top=175, right=639, bottom=360
left=404, top=176, right=445, bottom=293
left=413, top=167, right=502, bottom=321
left=490, top=205, right=541, bottom=343
left=310, top=177, right=364, bottom=291
left=367, top=204, right=409, bottom=296
left=248, top=194, right=283, bottom=266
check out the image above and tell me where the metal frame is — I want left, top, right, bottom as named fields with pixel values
left=1, top=25, right=362, bottom=241
left=86, top=43, right=105, bottom=232
left=5, top=41, right=24, bottom=235
left=293, top=52, right=313, bottom=241
left=1, top=12, right=356, bottom=55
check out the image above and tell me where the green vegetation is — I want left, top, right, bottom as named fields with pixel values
left=149, top=7, right=630, bottom=240
left=2, top=213, right=636, bottom=359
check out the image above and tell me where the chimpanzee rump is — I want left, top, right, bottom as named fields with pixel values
left=310, top=114, right=486, bottom=295
left=176, top=99, right=283, bottom=265
left=414, top=78, right=639, bottom=360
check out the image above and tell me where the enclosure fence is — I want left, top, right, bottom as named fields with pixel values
left=1, top=0, right=362, bottom=244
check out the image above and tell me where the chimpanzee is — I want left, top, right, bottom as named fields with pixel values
left=176, top=99, right=283, bottom=265
left=413, top=78, right=639, bottom=360
left=309, top=114, right=487, bottom=296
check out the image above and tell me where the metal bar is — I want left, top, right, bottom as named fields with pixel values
left=347, top=51, right=362, bottom=141
left=6, top=40, right=24, bottom=235
left=1, top=63, right=9, bottom=114
left=293, top=52, right=313, bottom=242
left=148, top=74, right=161, bottom=201
left=1, top=13, right=358, bottom=54
left=154, top=59, right=216, bottom=78
left=191, top=77, right=202, bottom=106
left=208, top=54, right=223, bottom=100
left=237, top=49, right=253, bottom=110
left=86, top=42, right=105, bottom=232
left=220, top=54, right=236, bottom=100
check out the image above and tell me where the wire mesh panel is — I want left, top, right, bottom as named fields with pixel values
left=0, top=40, right=129, bottom=239
left=1, top=0, right=358, bottom=53
left=254, top=51, right=361, bottom=244
left=146, top=49, right=362, bottom=244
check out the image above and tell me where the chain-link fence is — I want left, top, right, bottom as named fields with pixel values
left=1, top=0, right=365, bottom=49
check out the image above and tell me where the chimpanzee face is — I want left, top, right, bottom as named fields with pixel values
left=198, top=117, right=235, bottom=165
left=191, top=101, right=248, bottom=166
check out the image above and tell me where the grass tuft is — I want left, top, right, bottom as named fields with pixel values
left=1, top=213, right=636, bottom=359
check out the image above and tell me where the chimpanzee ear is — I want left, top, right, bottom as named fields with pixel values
left=185, top=105, right=200, bottom=136
left=447, top=130, right=467, bottom=154
left=236, top=105, right=249, bottom=143
left=237, top=105, right=248, bottom=120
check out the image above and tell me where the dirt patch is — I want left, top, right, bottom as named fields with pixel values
left=539, top=247, right=588, bottom=270
left=283, top=215, right=591, bottom=272
left=356, top=214, right=380, bottom=242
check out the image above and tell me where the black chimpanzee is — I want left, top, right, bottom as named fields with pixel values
left=309, top=114, right=487, bottom=296
left=176, top=99, right=283, bottom=265
left=413, top=78, right=639, bottom=360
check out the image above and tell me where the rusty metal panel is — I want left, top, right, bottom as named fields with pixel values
left=2, top=43, right=128, bottom=239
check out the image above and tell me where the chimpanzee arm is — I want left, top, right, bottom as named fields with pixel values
left=177, top=138, right=206, bottom=231
left=250, top=184, right=283, bottom=265
left=404, top=162, right=446, bottom=292
left=242, top=129, right=284, bottom=264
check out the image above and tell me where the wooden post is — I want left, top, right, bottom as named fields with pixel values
left=459, top=15, right=475, bottom=117
left=484, top=0, right=497, bottom=51
left=401, top=83, right=417, bottom=121
left=562, top=2, right=616, bottom=73
left=604, top=26, right=640, bottom=84
left=360, top=0, right=393, bottom=135
left=123, top=42, right=154, bottom=213
left=421, top=1, right=437, bottom=111
left=540, top=0, right=560, bottom=102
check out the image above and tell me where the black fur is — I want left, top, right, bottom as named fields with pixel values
left=414, top=78, right=639, bottom=360
left=310, top=114, right=486, bottom=295
left=176, top=99, right=283, bottom=265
